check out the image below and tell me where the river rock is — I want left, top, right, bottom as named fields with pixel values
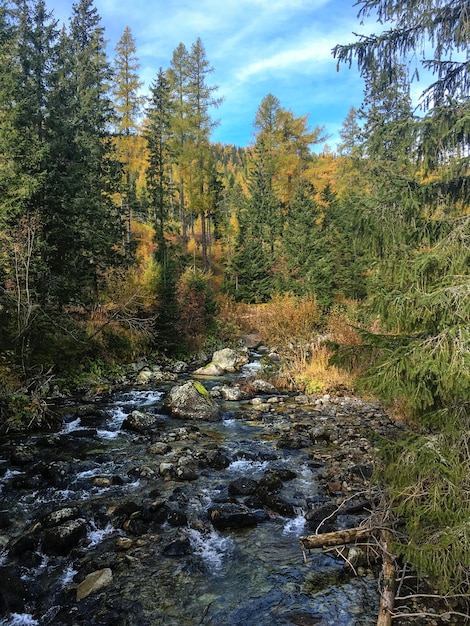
left=76, top=567, right=113, bottom=601
left=228, top=476, right=259, bottom=496
left=202, top=448, right=230, bottom=469
left=217, top=384, right=249, bottom=401
left=256, top=488, right=295, bottom=517
left=211, top=347, right=248, bottom=372
left=163, top=537, right=191, bottom=557
left=42, top=518, right=87, bottom=555
left=122, top=410, right=160, bottom=433
left=193, top=362, right=225, bottom=376
left=43, top=507, right=80, bottom=527
left=10, top=444, right=37, bottom=466
left=163, top=381, right=221, bottom=421
left=148, top=442, right=172, bottom=455
left=208, top=503, right=259, bottom=530
left=252, top=379, right=278, bottom=394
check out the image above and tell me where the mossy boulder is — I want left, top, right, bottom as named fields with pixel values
left=163, top=381, right=221, bottom=421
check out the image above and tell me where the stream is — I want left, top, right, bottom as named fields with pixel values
left=0, top=353, right=387, bottom=625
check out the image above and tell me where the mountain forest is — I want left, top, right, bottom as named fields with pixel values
left=0, top=0, right=469, bottom=613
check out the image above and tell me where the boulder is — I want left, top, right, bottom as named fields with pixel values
left=43, top=507, right=80, bottom=527
left=193, top=363, right=225, bottom=377
left=163, top=537, right=191, bottom=557
left=163, top=381, right=221, bottom=421
left=10, top=445, right=37, bottom=466
left=122, top=410, right=159, bottom=434
left=212, top=348, right=248, bottom=372
left=136, top=368, right=153, bottom=384
left=241, top=333, right=263, bottom=349
left=252, top=379, right=278, bottom=394
left=228, top=477, right=259, bottom=496
left=256, top=488, right=295, bottom=517
left=42, top=518, right=87, bottom=555
left=218, top=385, right=249, bottom=401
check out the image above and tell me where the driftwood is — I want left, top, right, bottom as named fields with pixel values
left=300, top=525, right=396, bottom=626
left=299, top=526, right=372, bottom=550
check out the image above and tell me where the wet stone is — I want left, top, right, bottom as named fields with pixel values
left=42, top=518, right=87, bottom=555
left=162, top=537, right=191, bottom=557
left=228, top=476, right=259, bottom=496
left=208, top=503, right=259, bottom=530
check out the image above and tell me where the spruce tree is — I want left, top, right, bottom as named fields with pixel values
left=335, top=0, right=470, bottom=598
left=145, top=67, right=173, bottom=265
left=42, top=0, right=123, bottom=307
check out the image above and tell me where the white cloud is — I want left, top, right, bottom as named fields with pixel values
left=236, top=39, right=336, bottom=82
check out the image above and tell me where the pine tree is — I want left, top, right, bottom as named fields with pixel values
left=145, top=67, right=173, bottom=265
left=41, top=0, right=123, bottom=306
left=167, top=42, right=190, bottom=242
left=185, top=37, right=222, bottom=271
left=112, top=25, right=145, bottom=255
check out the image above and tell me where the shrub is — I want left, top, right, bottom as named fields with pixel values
left=175, top=267, right=217, bottom=352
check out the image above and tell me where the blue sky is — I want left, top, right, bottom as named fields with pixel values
left=47, top=0, right=375, bottom=150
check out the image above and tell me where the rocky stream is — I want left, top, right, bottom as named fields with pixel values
left=0, top=346, right=405, bottom=626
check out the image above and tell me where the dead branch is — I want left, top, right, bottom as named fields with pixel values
left=377, top=529, right=396, bottom=626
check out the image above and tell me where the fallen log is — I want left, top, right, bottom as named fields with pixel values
left=299, top=525, right=397, bottom=626
left=299, top=526, right=373, bottom=550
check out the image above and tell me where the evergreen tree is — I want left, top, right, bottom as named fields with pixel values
left=41, top=0, right=123, bottom=306
left=0, top=0, right=57, bottom=369
left=277, top=178, right=324, bottom=297
left=167, top=42, right=190, bottom=241
left=145, top=67, right=173, bottom=265
left=335, top=0, right=470, bottom=597
left=112, top=25, right=145, bottom=255
left=185, top=37, right=222, bottom=271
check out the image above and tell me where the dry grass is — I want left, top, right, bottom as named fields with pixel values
left=217, top=294, right=364, bottom=395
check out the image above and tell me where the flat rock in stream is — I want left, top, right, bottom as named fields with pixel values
left=163, top=381, right=221, bottom=421
left=76, top=567, right=113, bottom=601
left=208, top=503, right=259, bottom=530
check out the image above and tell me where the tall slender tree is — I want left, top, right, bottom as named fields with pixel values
left=112, top=25, right=145, bottom=255
left=167, top=42, right=190, bottom=242
left=185, top=37, right=222, bottom=271
left=145, top=68, right=173, bottom=265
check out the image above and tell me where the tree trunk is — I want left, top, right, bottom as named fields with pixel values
left=377, top=529, right=396, bottom=626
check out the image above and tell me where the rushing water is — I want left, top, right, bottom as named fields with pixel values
left=0, top=358, right=379, bottom=626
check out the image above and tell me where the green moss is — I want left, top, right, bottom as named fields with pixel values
left=193, top=380, right=210, bottom=398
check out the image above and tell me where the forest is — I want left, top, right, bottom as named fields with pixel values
left=0, top=0, right=469, bottom=613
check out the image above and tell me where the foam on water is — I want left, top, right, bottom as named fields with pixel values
left=113, top=389, right=163, bottom=408
left=282, top=515, right=306, bottom=535
left=59, top=565, right=78, bottom=588
left=60, top=417, right=81, bottom=433
left=0, top=469, right=24, bottom=495
left=86, top=521, right=116, bottom=548
left=227, top=459, right=269, bottom=474
left=0, top=615, right=39, bottom=626
left=222, top=418, right=237, bottom=428
left=187, top=527, right=234, bottom=572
